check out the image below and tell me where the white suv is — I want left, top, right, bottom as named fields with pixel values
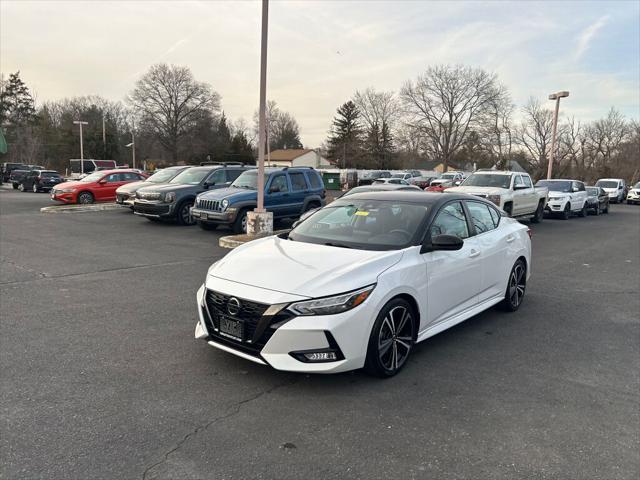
left=536, top=179, right=588, bottom=219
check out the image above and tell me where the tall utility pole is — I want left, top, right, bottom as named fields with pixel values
left=102, top=115, right=106, bottom=159
left=73, top=120, right=88, bottom=175
left=256, top=0, right=269, bottom=212
left=126, top=121, right=136, bottom=169
left=547, top=91, right=569, bottom=179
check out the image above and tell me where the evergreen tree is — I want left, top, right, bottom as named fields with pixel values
left=327, top=101, right=363, bottom=168
left=214, top=112, right=232, bottom=159
left=0, top=71, right=37, bottom=127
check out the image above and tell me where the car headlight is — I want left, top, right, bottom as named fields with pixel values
left=221, top=198, right=229, bottom=210
left=62, top=188, right=75, bottom=193
left=163, top=192, right=176, bottom=203
left=487, top=195, right=501, bottom=206
left=287, top=285, right=375, bottom=316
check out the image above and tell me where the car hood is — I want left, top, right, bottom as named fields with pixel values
left=208, top=236, right=404, bottom=298
left=447, top=186, right=506, bottom=196
left=116, top=180, right=146, bottom=194
left=198, top=186, right=257, bottom=201
left=547, top=191, right=570, bottom=198
left=601, top=187, right=618, bottom=193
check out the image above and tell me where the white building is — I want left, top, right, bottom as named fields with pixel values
left=267, top=149, right=332, bottom=168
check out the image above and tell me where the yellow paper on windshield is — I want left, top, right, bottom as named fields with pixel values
left=355, top=211, right=369, bottom=216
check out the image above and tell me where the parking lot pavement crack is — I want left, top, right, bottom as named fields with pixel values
left=141, top=376, right=299, bottom=480
left=0, top=257, right=48, bottom=279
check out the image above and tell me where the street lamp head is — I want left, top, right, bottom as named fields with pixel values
left=125, top=142, right=134, bottom=148
left=548, top=91, right=569, bottom=100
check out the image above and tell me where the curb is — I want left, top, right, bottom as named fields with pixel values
left=219, top=229, right=289, bottom=249
left=40, top=203, right=124, bottom=214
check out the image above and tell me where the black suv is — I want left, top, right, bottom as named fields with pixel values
left=133, top=164, right=251, bottom=225
left=19, top=169, right=64, bottom=192
left=2, top=163, right=28, bottom=182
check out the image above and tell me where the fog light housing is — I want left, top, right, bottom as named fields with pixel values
left=289, top=332, right=344, bottom=363
left=305, top=351, right=337, bottom=361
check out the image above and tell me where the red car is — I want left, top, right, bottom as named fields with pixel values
left=51, top=169, right=148, bottom=204
left=425, top=181, right=454, bottom=193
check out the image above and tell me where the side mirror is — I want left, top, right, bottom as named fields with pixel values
left=571, top=187, right=579, bottom=193
left=421, top=234, right=464, bottom=253
left=98, top=179, right=107, bottom=185
left=269, top=186, right=280, bottom=193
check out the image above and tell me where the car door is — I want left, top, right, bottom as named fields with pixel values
left=511, top=175, right=527, bottom=216
left=288, top=171, right=310, bottom=215
left=465, top=200, right=508, bottom=302
left=100, top=173, right=126, bottom=200
left=265, top=174, right=291, bottom=217
left=520, top=175, right=537, bottom=213
left=424, top=201, right=482, bottom=326
left=570, top=181, right=585, bottom=210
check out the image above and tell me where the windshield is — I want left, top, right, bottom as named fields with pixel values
left=169, top=168, right=211, bottom=185
left=442, top=173, right=458, bottom=180
left=586, top=187, right=599, bottom=196
left=634, top=182, right=640, bottom=189
left=231, top=170, right=267, bottom=189
left=463, top=174, right=511, bottom=188
left=536, top=180, right=572, bottom=193
left=80, top=172, right=105, bottom=182
left=391, top=173, right=405, bottom=178
left=288, top=199, right=429, bottom=251
left=596, top=180, right=618, bottom=188
left=148, top=168, right=182, bottom=183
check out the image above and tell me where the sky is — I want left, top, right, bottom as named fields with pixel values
left=1, top=0, right=639, bottom=146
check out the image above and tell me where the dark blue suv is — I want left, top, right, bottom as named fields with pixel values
left=191, top=167, right=326, bottom=232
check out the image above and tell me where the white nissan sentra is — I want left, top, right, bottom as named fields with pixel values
left=195, top=191, right=531, bottom=377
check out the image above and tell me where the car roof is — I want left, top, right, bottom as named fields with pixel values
left=336, top=190, right=480, bottom=206
left=92, top=169, right=141, bottom=175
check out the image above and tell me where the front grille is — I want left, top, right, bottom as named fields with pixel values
left=134, top=203, right=170, bottom=215
left=196, top=198, right=222, bottom=212
left=138, top=191, right=161, bottom=200
left=203, top=289, right=291, bottom=356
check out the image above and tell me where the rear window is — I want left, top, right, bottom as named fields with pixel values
left=41, top=172, right=60, bottom=178
left=307, top=171, right=323, bottom=189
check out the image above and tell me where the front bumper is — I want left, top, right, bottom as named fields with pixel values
left=116, top=193, right=135, bottom=207
left=50, top=191, right=76, bottom=203
left=191, top=207, right=236, bottom=224
left=194, top=278, right=377, bottom=374
left=133, top=199, right=175, bottom=218
left=545, top=199, right=567, bottom=212
left=626, top=192, right=640, bottom=203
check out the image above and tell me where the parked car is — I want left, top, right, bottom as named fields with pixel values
left=426, top=180, right=455, bottom=192
left=116, top=165, right=190, bottom=208
left=357, top=170, right=391, bottom=186
left=626, top=182, right=640, bottom=205
left=191, top=167, right=326, bottom=232
left=134, top=164, right=250, bottom=225
left=596, top=178, right=627, bottom=203
left=429, top=171, right=465, bottom=187
left=194, top=191, right=531, bottom=377
left=2, top=163, right=28, bottom=182
left=19, top=169, right=64, bottom=192
left=9, top=169, right=32, bottom=189
left=340, top=184, right=422, bottom=198
left=536, top=179, right=589, bottom=219
left=372, top=178, right=410, bottom=185
left=51, top=169, right=147, bottom=204
left=409, top=175, right=439, bottom=189
left=584, top=187, right=610, bottom=215
left=448, top=170, right=548, bottom=222
left=390, top=171, right=422, bottom=182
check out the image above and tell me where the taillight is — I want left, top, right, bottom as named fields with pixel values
left=527, top=228, right=532, bottom=239
left=36, top=176, right=41, bottom=181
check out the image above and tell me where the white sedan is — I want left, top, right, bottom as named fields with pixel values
left=195, top=192, right=531, bottom=377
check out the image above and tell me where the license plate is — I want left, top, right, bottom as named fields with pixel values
left=219, top=316, right=243, bottom=341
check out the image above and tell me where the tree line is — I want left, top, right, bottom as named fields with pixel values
left=325, top=64, right=639, bottom=182
left=0, top=65, right=302, bottom=172
left=1, top=64, right=638, bottom=182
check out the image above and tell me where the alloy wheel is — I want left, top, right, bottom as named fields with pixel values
left=78, top=192, right=93, bottom=204
left=378, top=306, right=413, bottom=372
left=18, top=183, right=24, bottom=192
left=179, top=203, right=194, bottom=225
left=508, top=263, right=526, bottom=309
left=32, top=183, right=38, bottom=193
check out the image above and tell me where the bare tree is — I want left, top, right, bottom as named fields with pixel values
left=128, top=64, right=220, bottom=161
left=478, top=89, right=514, bottom=169
left=515, top=97, right=556, bottom=178
left=400, top=65, right=504, bottom=171
left=353, top=88, right=399, bottom=168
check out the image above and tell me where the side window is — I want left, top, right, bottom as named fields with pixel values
left=522, top=176, right=532, bottom=188
left=206, top=169, right=225, bottom=185
left=572, top=181, right=580, bottom=192
left=307, top=171, right=322, bottom=189
left=466, top=201, right=497, bottom=234
left=105, top=174, right=120, bottom=182
left=430, top=202, right=469, bottom=240
left=514, top=175, right=523, bottom=187
left=578, top=182, right=585, bottom=191
left=488, top=206, right=501, bottom=227
left=270, top=174, right=289, bottom=193
left=289, top=172, right=307, bottom=191
left=226, top=169, right=243, bottom=182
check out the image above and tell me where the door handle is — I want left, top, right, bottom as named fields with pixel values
left=506, top=235, right=515, bottom=243
left=469, top=249, right=480, bottom=258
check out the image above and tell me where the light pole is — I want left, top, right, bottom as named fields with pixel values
left=125, top=121, right=136, bottom=169
left=256, top=0, right=269, bottom=213
left=547, top=91, right=569, bottom=179
left=73, top=120, right=88, bottom=175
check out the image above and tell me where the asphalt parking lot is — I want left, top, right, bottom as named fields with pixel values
left=1, top=185, right=639, bottom=480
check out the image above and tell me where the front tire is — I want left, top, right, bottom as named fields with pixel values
left=12, top=183, right=18, bottom=190
left=32, top=183, right=39, bottom=193
left=77, top=191, right=94, bottom=204
left=364, top=298, right=416, bottom=378
left=561, top=203, right=571, bottom=220
left=593, top=204, right=600, bottom=216
left=232, top=208, right=249, bottom=234
left=530, top=201, right=544, bottom=223
left=578, top=202, right=587, bottom=217
left=499, top=259, right=527, bottom=312
left=176, top=200, right=195, bottom=226
left=18, top=183, right=24, bottom=192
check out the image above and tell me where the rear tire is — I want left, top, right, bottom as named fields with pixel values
left=32, top=183, right=39, bottom=193
left=12, top=183, right=18, bottom=190
left=499, top=259, right=527, bottom=312
left=530, top=201, right=544, bottom=223
left=593, top=204, right=600, bottom=216
left=77, top=191, right=94, bottom=204
left=364, top=298, right=416, bottom=378
left=578, top=203, right=587, bottom=217
left=18, top=183, right=24, bottom=192
left=198, top=221, right=218, bottom=231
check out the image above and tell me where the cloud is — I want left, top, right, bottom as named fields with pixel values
left=575, top=15, right=610, bottom=60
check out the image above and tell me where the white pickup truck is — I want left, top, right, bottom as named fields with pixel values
left=447, top=170, right=548, bottom=223
left=535, top=179, right=589, bottom=219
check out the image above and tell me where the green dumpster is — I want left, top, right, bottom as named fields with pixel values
left=322, top=171, right=341, bottom=190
